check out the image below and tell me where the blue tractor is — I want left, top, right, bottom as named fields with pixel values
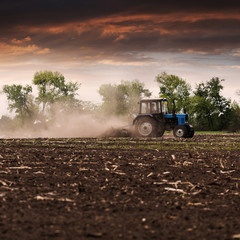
left=133, top=98, right=194, bottom=138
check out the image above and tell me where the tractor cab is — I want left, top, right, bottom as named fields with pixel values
left=139, top=98, right=168, bottom=115
left=133, top=98, right=194, bottom=138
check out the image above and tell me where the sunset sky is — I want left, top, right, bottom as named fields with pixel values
left=1, top=0, right=240, bottom=116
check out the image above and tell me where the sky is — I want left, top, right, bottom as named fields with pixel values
left=1, top=0, right=240, bottom=116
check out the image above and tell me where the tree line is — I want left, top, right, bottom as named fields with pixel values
left=1, top=70, right=240, bottom=132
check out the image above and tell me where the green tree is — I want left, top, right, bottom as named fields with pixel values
left=190, top=77, right=231, bottom=130
left=2, top=84, right=35, bottom=125
left=155, top=72, right=191, bottom=113
left=33, top=70, right=80, bottom=113
left=99, top=80, right=151, bottom=117
left=228, top=101, right=240, bottom=132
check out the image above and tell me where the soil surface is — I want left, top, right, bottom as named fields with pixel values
left=0, top=134, right=240, bottom=239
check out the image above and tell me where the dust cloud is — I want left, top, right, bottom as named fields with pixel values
left=0, top=112, right=133, bottom=138
left=0, top=86, right=141, bottom=138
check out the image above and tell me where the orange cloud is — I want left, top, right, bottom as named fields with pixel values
left=34, top=47, right=50, bottom=55
left=18, top=12, right=240, bottom=43
left=11, top=36, right=31, bottom=44
left=7, top=11, right=240, bottom=58
left=183, top=49, right=209, bottom=55
left=0, top=42, right=50, bottom=56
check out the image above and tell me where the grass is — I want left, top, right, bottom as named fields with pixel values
left=195, top=131, right=235, bottom=134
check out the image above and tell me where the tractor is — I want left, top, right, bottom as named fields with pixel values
left=133, top=98, right=194, bottom=138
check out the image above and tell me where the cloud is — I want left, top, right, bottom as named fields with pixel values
left=231, top=65, right=240, bottom=69
left=231, top=49, right=240, bottom=56
left=34, top=48, right=51, bottom=55
left=11, top=36, right=31, bottom=44
left=1, top=1, right=240, bottom=68
left=183, top=50, right=209, bottom=55
left=2, top=12, right=239, bottom=59
left=1, top=1, right=240, bottom=25
left=0, top=41, right=50, bottom=56
left=0, top=42, right=37, bottom=55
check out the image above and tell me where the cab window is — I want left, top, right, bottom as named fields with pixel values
left=150, top=102, right=158, bottom=113
left=140, top=102, right=149, bottom=114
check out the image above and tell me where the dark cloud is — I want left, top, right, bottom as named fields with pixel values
left=1, top=0, right=240, bottom=26
left=33, top=15, right=240, bottom=55
left=1, top=0, right=240, bottom=62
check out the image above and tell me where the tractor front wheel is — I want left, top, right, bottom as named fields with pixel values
left=173, top=125, right=187, bottom=138
left=185, top=126, right=195, bottom=138
left=135, top=117, right=157, bottom=137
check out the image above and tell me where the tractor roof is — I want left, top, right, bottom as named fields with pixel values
left=140, top=98, right=168, bottom=102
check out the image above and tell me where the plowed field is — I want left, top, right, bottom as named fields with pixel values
left=0, top=134, right=240, bottom=239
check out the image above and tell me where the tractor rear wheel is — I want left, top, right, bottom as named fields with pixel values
left=173, top=125, right=187, bottom=138
left=135, top=117, right=158, bottom=137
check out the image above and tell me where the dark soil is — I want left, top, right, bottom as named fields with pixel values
left=0, top=134, right=240, bottom=239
